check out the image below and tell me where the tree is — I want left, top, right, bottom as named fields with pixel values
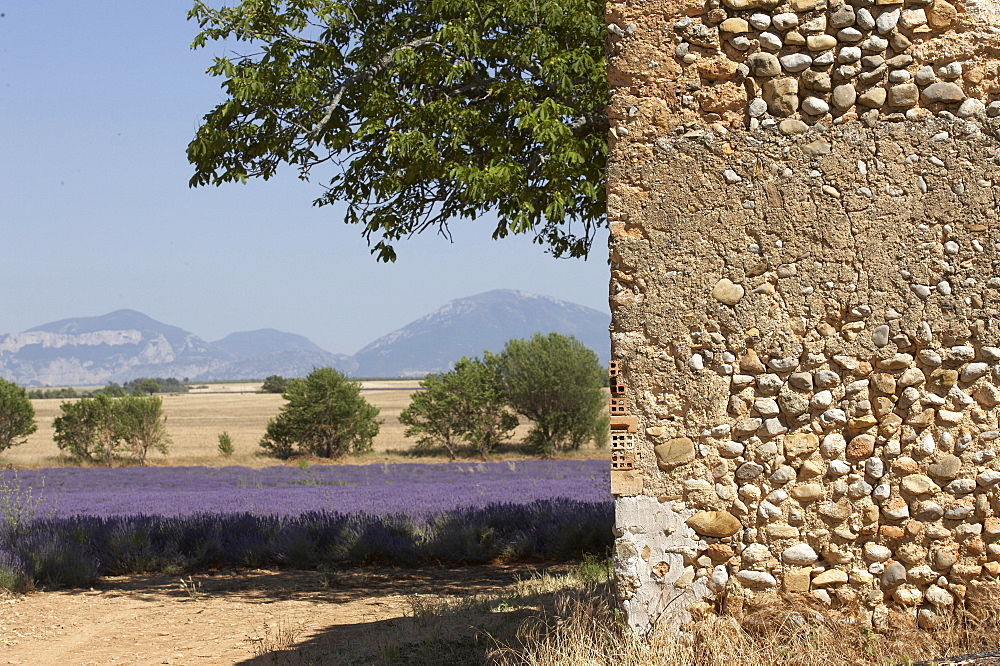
left=127, top=378, right=161, bottom=396
left=53, top=394, right=122, bottom=465
left=116, top=395, right=171, bottom=465
left=187, top=0, right=607, bottom=262
left=260, top=375, right=289, bottom=394
left=400, top=357, right=517, bottom=458
left=123, top=377, right=189, bottom=395
left=495, top=333, right=608, bottom=455
left=260, top=367, right=380, bottom=458
left=53, top=394, right=171, bottom=466
left=97, top=382, right=128, bottom=397
left=0, top=379, right=37, bottom=455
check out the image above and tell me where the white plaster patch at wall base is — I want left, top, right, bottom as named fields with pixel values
left=615, top=495, right=714, bottom=634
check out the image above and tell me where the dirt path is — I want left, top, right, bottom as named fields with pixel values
left=0, top=566, right=536, bottom=665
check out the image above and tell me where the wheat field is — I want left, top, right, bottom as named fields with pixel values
left=7, top=381, right=420, bottom=468
left=6, top=381, right=605, bottom=468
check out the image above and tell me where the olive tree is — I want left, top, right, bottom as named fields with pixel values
left=400, top=357, right=517, bottom=458
left=0, top=378, right=37, bottom=455
left=495, top=333, right=608, bottom=455
left=259, top=367, right=380, bottom=458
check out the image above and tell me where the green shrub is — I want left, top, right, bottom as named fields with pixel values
left=259, top=368, right=380, bottom=459
left=0, top=378, right=37, bottom=454
left=53, top=394, right=170, bottom=466
left=217, top=431, right=235, bottom=457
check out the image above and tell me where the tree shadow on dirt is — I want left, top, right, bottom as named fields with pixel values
left=88, top=563, right=533, bottom=606
left=228, top=565, right=608, bottom=665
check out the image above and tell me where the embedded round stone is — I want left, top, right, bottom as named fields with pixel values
left=901, top=474, right=938, bottom=495
left=720, top=18, right=751, bottom=33
left=736, top=462, right=765, bottom=479
left=759, top=31, right=783, bottom=50
left=894, top=586, right=923, bottom=605
left=785, top=431, right=819, bottom=457
left=957, top=98, right=986, bottom=117
left=778, top=119, right=808, bottom=135
left=790, top=483, right=823, bottom=501
left=686, top=511, right=742, bottom=537
left=747, top=52, right=781, bottom=77
left=926, top=0, right=957, bottom=27
left=913, top=501, right=945, bottom=521
left=771, top=12, right=798, bottom=30
left=856, top=7, right=876, bottom=30
left=780, top=53, right=813, bottom=73
left=921, top=82, right=965, bottom=103
left=737, top=570, right=777, bottom=587
left=881, top=498, right=910, bottom=520
left=915, top=66, right=936, bottom=86
left=846, top=434, right=876, bottom=460
left=926, top=585, right=954, bottom=607
left=812, top=569, right=848, bottom=586
left=871, top=324, right=890, bottom=347
left=654, top=437, right=696, bottom=468
left=829, top=4, right=855, bottom=27
left=961, top=362, right=989, bottom=382
left=881, top=562, right=907, bottom=588
left=858, top=88, right=887, bottom=108
left=831, top=84, right=857, bottom=110
left=837, top=28, right=863, bottom=42
left=749, top=98, right=768, bottom=118
left=928, top=455, right=962, bottom=480
left=930, top=368, right=959, bottom=389
left=801, top=96, right=830, bottom=115
left=876, top=8, right=900, bottom=33
left=712, top=278, right=745, bottom=305
left=763, top=78, right=799, bottom=116
left=806, top=34, right=837, bottom=51
left=782, top=543, right=819, bottom=565
left=888, top=83, right=919, bottom=107
left=864, top=543, right=893, bottom=561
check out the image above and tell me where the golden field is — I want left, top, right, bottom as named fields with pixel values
left=7, top=381, right=608, bottom=468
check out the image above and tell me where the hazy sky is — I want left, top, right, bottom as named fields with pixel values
left=0, top=2, right=608, bottom=355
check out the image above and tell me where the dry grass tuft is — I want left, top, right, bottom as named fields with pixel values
left=246, top=617, right=309, bottom=660
left=492, top=583, right=1000, bottom=666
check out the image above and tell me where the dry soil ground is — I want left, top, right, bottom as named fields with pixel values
left=0, top=563, right=562, bottom=665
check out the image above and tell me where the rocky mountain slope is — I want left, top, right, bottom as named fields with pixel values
left=0, top=291, right=609, bottom=385
left=352, top=290, right=610, bottom=377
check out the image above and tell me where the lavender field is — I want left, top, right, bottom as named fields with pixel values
left=4, top=459, right=608, bottom=519
left=0, top=461, right=613, bottom=591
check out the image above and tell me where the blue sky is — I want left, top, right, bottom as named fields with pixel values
left=0, top=2, right=608, bottom=354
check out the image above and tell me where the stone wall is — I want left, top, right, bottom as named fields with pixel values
left=605, top=0, right=1000, bottom=634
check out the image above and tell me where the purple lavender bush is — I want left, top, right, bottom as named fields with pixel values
left=0, top=461, right=612, bottom=591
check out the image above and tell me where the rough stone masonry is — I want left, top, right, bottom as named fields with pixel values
left=605, top=0, right=1000, bottom=634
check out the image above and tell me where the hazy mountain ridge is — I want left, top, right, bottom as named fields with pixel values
left=352, top=290, right=610, bottom=377
left=0, top=291, right=609, bottom=385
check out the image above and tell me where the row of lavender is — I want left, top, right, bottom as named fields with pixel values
left=0, top=461, right=612, bottom=591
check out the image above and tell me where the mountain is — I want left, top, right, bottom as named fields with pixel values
left=352, top=290, right=610, bottom=377
left=0, top=291, right=610, bottom=385
left=0, top=311, right=351, bottom=386
left=0, top=310, right=231, bottom=386
left=212, top=329, right=357, bottom=379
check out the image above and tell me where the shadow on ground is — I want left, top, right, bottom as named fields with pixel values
left=85, top=562, right=594, bottom=665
